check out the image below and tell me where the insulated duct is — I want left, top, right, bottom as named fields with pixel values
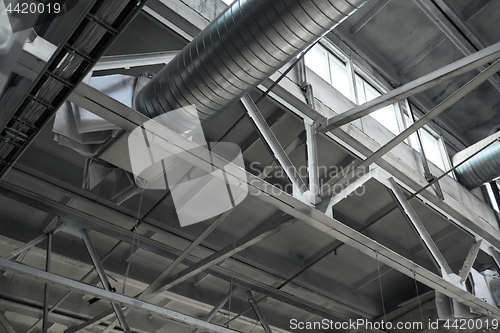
left=453, top=130, right=500, bottom=189
left=135, top=0, right=367, bottom=133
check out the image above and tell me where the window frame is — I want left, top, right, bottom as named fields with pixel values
left=304, top=43, right=352, bottom=100
left=354, top=71, right=404, bottom=135
left=401, top=102, right=453, bottom=173
left=304, top=38, right=454, bottom=176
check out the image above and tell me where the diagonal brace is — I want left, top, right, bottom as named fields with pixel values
left=246, top=291, right=273, bottom=333
left=386, top=178, right=453, bottom=277
left=318, top=40, right=500, bottom=132
left=80, top=229, right=131, bottom=333
left=459, top=240, right=482, bottom=282
left=0, top=312, right=18, bottom=333
left=240, top=94, right=309, bottom=195
left=192, top=287, right=238, bottom=333
left=146, top=214, right=295, bottom=296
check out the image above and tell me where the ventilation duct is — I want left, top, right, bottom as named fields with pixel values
left=453, top=132, right=500, bottom=189
left=135, top=0, right=367, bottom=134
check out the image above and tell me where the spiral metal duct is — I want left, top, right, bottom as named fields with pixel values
left=454, top=140, right=500, bottom=189
left=135, top=0, right=367, bottom=133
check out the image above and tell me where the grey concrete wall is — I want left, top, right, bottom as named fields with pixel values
left=179, top=0, right=227, bottom=22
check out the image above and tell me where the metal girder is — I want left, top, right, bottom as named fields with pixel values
left=17, top=37, right=178, bottom=83
left=350, top=0, right=390, bottom=36
left=305, top=121, right=320, bottom=200
left=0, top=180, right=352, bottom=321
left=65, top=308, right=116, bottom=333
left=459, top=240, right=482, bottom=282
left=31, top=192, right=172, bottom=333
left=413, top=0, right=500, bottom=92
left=406, top=100, right=444, bottom=200
left=140, top=211, right=232, bottom=300
left=319, top=58, right=500, bottom=194
left=92, top=51, right=180, bottom=71
left=246, top=291, right=273, bottom=333
left=80, top=229, right=131, bottom=333
left=240, top=94, right=309, bottom=195
left=0, top=0, right=146, bottom=180
left=2, top=223, right=65, bottom=260
left=320, top=168, right=377, bottom=216
left=259, top=132, right=306, bottom=180
left=0, top=258, right=240, bottom=333
left=146, top=213, right=295, bottom=296
left=59, top=80, right=500, bottom=318
left=0, top=312, right=17, bottom=333
left=42, top=232, right=52, bottom=333
left=192, top=288, right=236, bottom=333
left=386, top=177, right=453, bottom=277
left=318, top=40, right=500, bottom=132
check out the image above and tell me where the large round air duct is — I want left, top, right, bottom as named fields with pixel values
left=135, top=0, right=367, bottom=133
left=454, top=140, right=500, bottom=189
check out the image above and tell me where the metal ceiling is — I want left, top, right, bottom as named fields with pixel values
left=0, top=0, right=500, bottom=332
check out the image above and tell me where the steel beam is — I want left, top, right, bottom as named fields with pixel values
left=64, top=308, right=116, bottom=333
left=145, top=214, right=295, bottom=295
left=241, top=94, right=309, bottom=195
left=33, top=188, right=171, bottom=333
left=0, top=258, right=240, bottom=333
left=406, top=100, right=444, bottom=200
left=386, top=178, right=453, bottom=277
left=42, top=232, right=52, bottom=333
left=2, top=223, right=65, bottom=260
left=305, top=121, right=320, bottom=201
left=414, top=0, right=500, bottom=91
left=92, top=51, right=180, bottom=72
left=80, top=229, right=131, bottom=333
left=192, top=288, right=236, bottom=333
left=318, top=40, right=500, bottom=132
left=0, top=312, right=18, bottom=333
left=8, top=83, right=500, bottom=321
left=459, top=240, right=482, bottom=282
left=140, top=211, right=231, bottom=300
left=0, top=180, right=351, bottom=321
left=246, top=291, right=273, bottom=333
left=320, top=59, right=500, bottom=194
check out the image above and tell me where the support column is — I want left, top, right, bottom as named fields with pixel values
left=386, top=178, right=454, bottom=278
left=42, top=231, right=52, bottom=333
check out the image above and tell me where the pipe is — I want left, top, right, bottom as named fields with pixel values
left=454, top=140, right=500, bottom=189
left=135, top=0, right=367, bottom=134
left=452, top=129, right=500, bottom=189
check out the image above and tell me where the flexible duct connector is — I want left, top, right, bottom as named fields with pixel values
left=135, top=0, right=367, bottom=134
left=454, top=141, right=500, bottom=189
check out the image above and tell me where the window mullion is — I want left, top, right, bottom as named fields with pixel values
left=347, top=58, right=358, bottom=104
